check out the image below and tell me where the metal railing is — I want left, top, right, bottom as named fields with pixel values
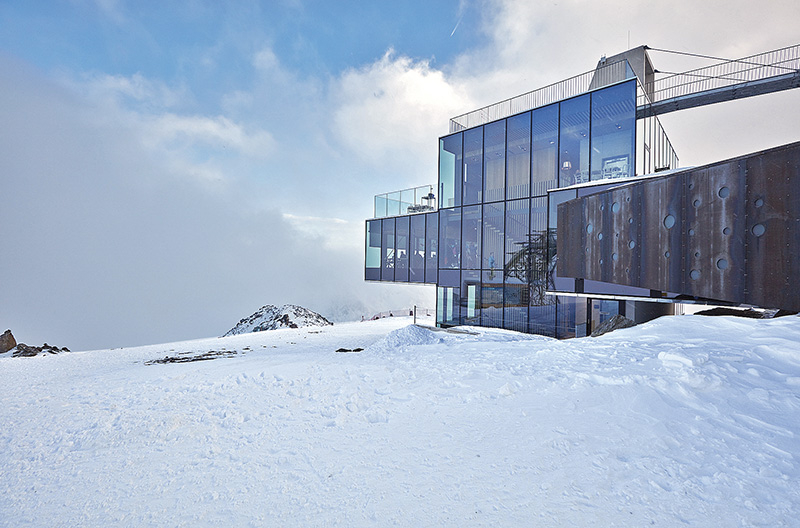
left=638, top=44, right=800, bottom=107
left=374, top=184, right=437, bottom=219
left=449, top=60, right=634, bottom=133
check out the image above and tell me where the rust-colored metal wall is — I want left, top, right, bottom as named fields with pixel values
left=557, top=141, right=800, bottom=311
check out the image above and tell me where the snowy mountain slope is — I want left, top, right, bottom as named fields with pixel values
left=223, top=303, right=333, bottom=336
left=1, top=313, right=799, bottom=526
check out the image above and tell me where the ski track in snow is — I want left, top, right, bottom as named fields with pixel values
left=1, top=314, right=799, bottom=526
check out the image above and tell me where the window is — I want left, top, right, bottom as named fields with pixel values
left=381, top=217, right=395, bottom=281
left=365, top=220, right=381, bottom=281
left=559, top=94, right=590, bottom=187
left=507, top=112, right=531, bottom=199
left=483, top=120, right=506, bottom=202
left=591, top=80, right=635, bottom=181
left=461, top=205, right=482, bottom=270
left=395, top=216, right=409, bottom=282
left=439, top=134, right=462, bottom=208
left=463, top=127, right=484, bottom=205
left=409, top=214, right=426, bottom=283
left=532, top=104, right=559, bottom=196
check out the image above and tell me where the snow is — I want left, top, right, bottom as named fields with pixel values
left=1, top=313, right=799, bottom=526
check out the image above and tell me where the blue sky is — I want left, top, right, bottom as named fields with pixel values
left=2, top=0, right=799, bottom=350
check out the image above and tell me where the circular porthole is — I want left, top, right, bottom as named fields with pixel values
left=716, top=258, right=729, bottom=270
left=752, top=224, right=766, bottom=237
left=693, top=199, right=701, bottom=208
left=587, top=223, right=593, bottom=234
left=612, top=253, right=618, bottom=262
left=754, top=198, right=764, bottom=208
left=723, top=227, right=731, bottom=235
left=718, top=186, right=730, bottom=198
left=690, top=269, right=701, bottom=280
left=665, top=251, right=670, bottom=258
left=688, top=229, right=695, bottom=236
left=629, top=240, right=636, bottom=249
left=664, top=214, right=676, bottom=229
left=598, top=233, right=603, bottom=240
left=612, top=202, right=620, bottom=213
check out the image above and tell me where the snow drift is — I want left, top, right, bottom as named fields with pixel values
left=1, top=313, right=799, bottom=526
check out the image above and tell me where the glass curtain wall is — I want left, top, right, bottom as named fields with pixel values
left=425, top=212, right=438, bottom=283
left=426, top=80, right=639, bottom=335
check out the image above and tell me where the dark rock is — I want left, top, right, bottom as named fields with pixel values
left=591, top=315, right=637, bottom=337
left=694, top=307, right=769, bottom=319
left=9, top=342, right=68, bottom=358
left=0, top=330, right=16, bottom=354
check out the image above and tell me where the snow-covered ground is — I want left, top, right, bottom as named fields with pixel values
left=1, top=313, right=799, bottom=526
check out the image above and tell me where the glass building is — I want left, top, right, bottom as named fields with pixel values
left=365, top=48, right=680, bottom=338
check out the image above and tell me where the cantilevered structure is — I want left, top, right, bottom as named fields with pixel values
left=365, top=44, right=800, bottom=337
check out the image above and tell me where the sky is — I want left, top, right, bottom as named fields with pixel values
left=2, top=0, right=799, bottom=351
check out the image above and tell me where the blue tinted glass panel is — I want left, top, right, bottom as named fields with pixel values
left=591, top=80, right=635, bottom=181
left=559, top=94, right=590, bottom=187
left=556, top=296, right=588, bottom=339
left=425, top=212, right=438, bottom=283
left=463, top=127, right=483, bottom=205
left=504, top=275, right=528, bottom=332
left=439, top=134, right=462, bottom=208
left=483, top=120, right=506, bottom=203
left=506, top=112, right=531, bottom=199
left=482, top=202, right=504, bottom=271
left=528, top=197, right=552, bottom=308
left=461, top=205, right=481, bottom=270
left=529, top=300, right=556, bottom=337
left=532, top=104, right=559, bottom=196
left=461, top=270, right=481, bottom=326
left=439, top=207, right=461, bottom=270
left=481, top=270, right=503, bottom=328
left=381, top=217, right=395, bottom=281
left=395, top=216, right=409, bottom=282
left=436, top=286, right=460, bottom=326
left=365, top=220, right=381, bottom=281
left=504, top=199, right=529, bottom=268
left=409, top=214, right=426, bottom=283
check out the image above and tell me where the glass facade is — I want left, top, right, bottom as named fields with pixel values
left=365, top=78, right=673, bottom=338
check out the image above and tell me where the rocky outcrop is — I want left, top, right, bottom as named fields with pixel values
left=0, top=330, right=16, bottom=354
left=9, top=343, right=70, bottom=358
left=223, top=304, right=333, bottom=336
left=591, top=315, right=637, bottom=337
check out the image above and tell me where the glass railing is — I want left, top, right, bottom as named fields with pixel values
left=374, top=184, right=437, bottom=218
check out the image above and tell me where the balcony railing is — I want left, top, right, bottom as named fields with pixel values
left=374, top=184, right=437, bottom=219
left=449, top=60, right=634, bottom=133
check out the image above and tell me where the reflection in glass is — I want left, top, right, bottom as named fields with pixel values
left=409, top=214, right=426, bottom=283
left=463, top=127, right=483, bottom=205
left=504, top=275, right=528, bottom=332
left=481, top=270, right=503, bottom=328
left=439, top=207, right=461, bottom=270
left=461, top=205, right=482, bottom=270
left=532, top=104, right=559, bottom=196
left=365, top=220, right=381, bottom=281
left=506, top=112, right=531, bottom=200
left=591, top=80, right=635, bottom=180
left=425, top=212, right=438, bottom=283
left=461, top=270, right=481, bottom=325
left=439, top=134, right=462, bottom=208
left=483, top=120, right=506, bottom=203
left=559, top=94, right=590, bottom=187
left=381, top=217, right=395, bottom=281
left=482, top=202, right=504, bottom=273
left=395, top=216, right=409, bottom=282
